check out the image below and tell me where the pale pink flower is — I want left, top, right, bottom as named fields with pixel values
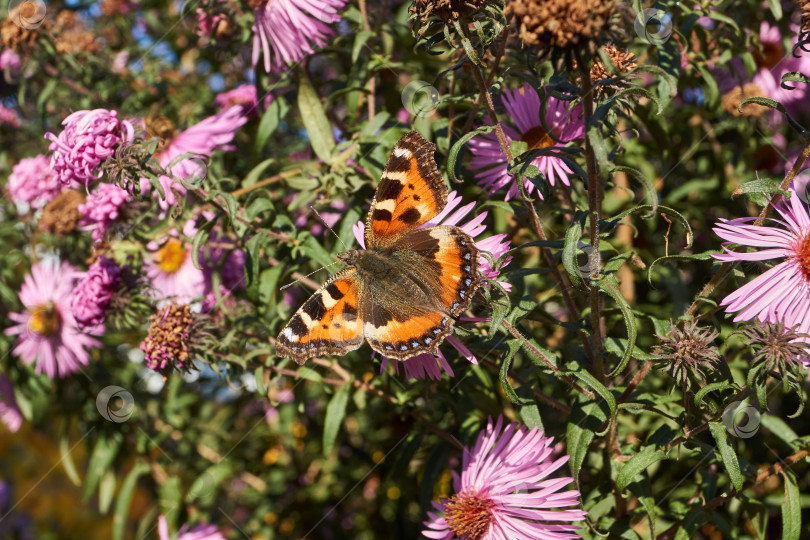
left=713, top=188, right=810, bottom=345
left=44, top=109, right=134, bottom=186
left=0, top=375, right=22, bottom=433
left=7, top=154, right=64, bottom=209
left=4, top=261, right=101, bottom=378
left=251, top=0, right=348, bottom=73
left=468, top=83, right=584, bottom=201
left=143, top=106, right=247, bottom=210
left=0, top=49, right=21, bottom=76
left=353, top=191, right=512, bottom=379
left=423, top=416, right=586, bottom=539
left=0, top=104, right=21, bottom=127
left=215, top=84, right=272, bottom=116
left=158, top=515, right=225, bottom=540
left=78, top=182, right=131, bottom=242
left=144, top=218, right=209, bottom=304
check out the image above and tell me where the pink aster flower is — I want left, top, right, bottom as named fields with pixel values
left=78, top=182, right=131, bottom=242
left=144, top=105, right=247, bottom=210
left=251, top=0, right=348, bottom=73
left=0, top=104, right=21, bottom=127
left=353, top=191, right=512, bottom=379
left=7, top=154, right=65, bottom=209
left=749, top=22, right=810, bottom=117
left=158, top=515, right=225, bottom=540
left=0, top=375, right=22, bottom=433
left=4, top=261, right=102, bottom=378
left=144, top=218, right=209, bottom=304
left=44, top=109, right=134, bottom=186
left=468, top=83, right=584, bottom=201
left=0, top=49, right=21, bottom=77
left=71, top=256, right=121, bottom=329
left=423, top=416, right=586, bottom=540
left=713, top=188, right=810, bottom=344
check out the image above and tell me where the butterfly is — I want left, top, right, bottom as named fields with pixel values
left=276, top=132, right=482, bottom=365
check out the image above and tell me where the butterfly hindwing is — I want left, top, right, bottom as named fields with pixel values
left=276, top=269, right=365, bottom=364
left=365, top=132, right=447, bottom=247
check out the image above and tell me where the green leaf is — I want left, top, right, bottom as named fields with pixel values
left=112, top=462, right=150, bottom=540
left=647, top=251, right=718, bottom=287
left=297, top=366, right=323, bottom=383
left=255, top=98, right=288, bottom=154
left=301, top=234, right=337, bottom=267
left=244, top=234, right=264, bottom=300
left=617, top=445, right=666, bottom=491
left=323, top=379, right=353, bottom=455
left=83, top=433, right=123, bottom=501
left=241, top=158, right=276, bottom=188
left=159, top=476, right=182, bottom=532
left=782, top=71, right=810, bottom=89
left=352, top=30, right=375, bottom=63
left=562, top=211, right=588, bottom=290
left=708, top=421, right=744, bottom=492
left=599, top=275, right=637, bottom=377
left=566, top=399, right=607, bottom=487
left=610, top=166, right=658, bottom=214
left=499, top=340, right=525, bottom=404
left=446, top=125, right=495, bottom=181
left=766, top=0, right=782, bottom=19
left=187, top=462, right=232, bottom=504
left=759, top=414, right=800, bottom=449
left=563, top=367, right=617, bottom=432
left=694, top=381, right=738, bottom=409
left=191, top=215, right=218, bottom=270
left=98, top=470, right=116, bottom=514
left=782, top=471, right=801, bottom=540
left=297, top=67, right=335, bottom=162
left=59, top=434, right=82, bottom=486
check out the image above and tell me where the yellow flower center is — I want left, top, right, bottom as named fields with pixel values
left=155, top=238, right=187, bottom=274
left=444, top=489, right=495, bottom=540
left=520, top=125, right=555, bottom=151
left=795, top=231, right=810, bottom=282
left=28, top=301, right=61, bottom=337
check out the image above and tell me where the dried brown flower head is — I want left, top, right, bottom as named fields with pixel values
left=1, top=5, right=50, bottom=54
left=799, top=0, right=810, bottom=33
left=654, top=320, right=721, bottom=390
left=721, top=83, right=769, bottom=117
left=737, top=320, right=810, bottom=377
left=141, top=303, right=195, bottom=373
left=53, top=10, right=101, bottom=54
left=508, top=0, right=624, bottom=69
left=38, top=190, right=85, bottom=236
left=590, top=44, right=637, bottom=82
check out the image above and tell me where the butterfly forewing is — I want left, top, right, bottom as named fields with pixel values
left=366, top=132, right=447, bottom=248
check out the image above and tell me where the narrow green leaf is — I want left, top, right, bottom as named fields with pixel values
left=782, top=471, right=801, bottom=540
left=617, top=445, right=665, bottom=491
left=187, top=462, right=232, bottom=504
left=708, top=421, right=744, bottom=492
left=323, top=379, right=352, bottom=455
left=244, top=234, right=263, bottom=300
left=297, top=366, right=323, bottom=383
left=562, top=211, right=588, bottom=290
left=241, top=158, right=276, bottom=188
left=694, top=381, right=738, bottom=409
left=600, top=275, right=637, bottom=377
left=563, top=367, right=617, bottom=431
left=297, top=68, right=335, bottom=162
left=190, top=216, right=217, bottom=271
left=447, top=126, right=495, bottom=181
left=59, top=434, right=82, bottom=486
left=159, top=476, right=182, bottom=532
left=610, top=166, right=658, bottom=214
left=98, top=470, right=116, bottom=514
left=499, top=340, right=525, bottom=404
left=112, top=462, right=150, bottom=540
left=83, top=433, right=123, bottom=501
left=566, top=400, right=607, bottom=487
left=255, top=98, right=288, bottom=154
left=352, top=30, right=375, bottom=63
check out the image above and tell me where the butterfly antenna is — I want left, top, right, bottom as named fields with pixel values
left=280, top=261, right=340, bottom=291
left=310, top=205, right=349, bottom=252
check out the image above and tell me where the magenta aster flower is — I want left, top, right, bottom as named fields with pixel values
left=70, top=256, right=121, bottom=329
left=215, top=84, right=272, bottom=116
left=4, top=261, right=102, bottom=378
left=144, top=106, right=247, bottom=210
left=468, top=83, right=584, bottom=201
left=44, top=109, right=134, bottom=186
left=78, top=182, right=131, bottom=242
left=423, top=416, right=586, bottom=539
left=750, top=22, right=810, bottom=117
left=0, top=375, right=22, bottom=433
left=158, top=515, right=225, bottom=540
left=0, top=104, right=21, bottom=128
left=713, top=188, right=810, bottom=343
left=7, top=154, right=65, bottom=209
left=144, top=218, right=209, bottom=304
left=251, top=0, right=348, bottom=73
left=353, top=191, right=512, bottom=379
left=0, top=49, right=21, bottom=75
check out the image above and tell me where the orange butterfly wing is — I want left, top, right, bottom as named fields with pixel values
left=365, top=132, right=447, bottom=247
left=276, top=270, right=365, bottom=364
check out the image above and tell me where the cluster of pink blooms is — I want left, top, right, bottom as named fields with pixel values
left=79, top=183, right=131, bottom=241
left=0, top=103, right=21, bottom=128
left=423, top=416, right=585, bottom=540
left=7, top=154, right=65, bottom=209
left=44, top=109, right=135, bottom=186
left=70, top=256, right=122, bottom=329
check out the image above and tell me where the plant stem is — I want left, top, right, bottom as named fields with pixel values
left=581, top=68, right=605, bottom=381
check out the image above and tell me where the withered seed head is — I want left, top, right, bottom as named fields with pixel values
left=654, top=320, right=721, bottom=390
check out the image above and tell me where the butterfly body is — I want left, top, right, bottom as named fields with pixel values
left=276, top=132, right=481, bottom=364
